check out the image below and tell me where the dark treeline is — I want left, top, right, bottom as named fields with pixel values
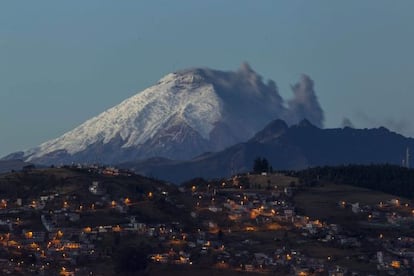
left=285, top=164, right=414, bottom=198
left=253, top=157, right=270, bottom=174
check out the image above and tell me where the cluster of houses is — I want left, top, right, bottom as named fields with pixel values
left=152, top=175, right=414, bottom=275
left=0, top=166, right=414, bottom=275
left=338, top=198, right=414, bottom=274
left=0, top=165, right=159, bottom=275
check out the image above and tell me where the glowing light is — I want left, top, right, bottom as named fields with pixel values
left=391, top=260, right=401, bottom=268
left=0, top=199, right=7, bottom=208
left=250, top=210, right=259, bottom=219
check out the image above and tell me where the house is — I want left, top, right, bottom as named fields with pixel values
left=328, top=266, right=346, bottom=276
left=284, top=209, right=295, bottom=218
left=89, top=182, right=106, bottom=196
left=351, top=203, right=360, bottom=213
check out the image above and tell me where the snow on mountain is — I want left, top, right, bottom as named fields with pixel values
left=8, top=63, right=324, bottom=165
left=27, top=72, right=220, bottom=155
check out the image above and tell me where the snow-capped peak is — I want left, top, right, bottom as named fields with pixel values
left=26, top=70, right=221, bottom=159
left=13, top=63, right=324, bottom=165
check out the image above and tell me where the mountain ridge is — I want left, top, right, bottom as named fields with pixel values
left=120, top=119, right=414, bottom=183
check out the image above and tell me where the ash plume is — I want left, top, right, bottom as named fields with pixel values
left=341, top=118, right=355, bottom=128
left=229, top=64, right=325, bottom=128
left=287, top=75, right=324, bottom=128
left=356, top=111, right=412, bottom=137
left=383, top=118, right=410, bottom=135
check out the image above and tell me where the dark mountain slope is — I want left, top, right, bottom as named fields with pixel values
left=120, top=120, right=414, bottom=183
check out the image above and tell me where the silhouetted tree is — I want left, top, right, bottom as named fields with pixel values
left=253, top=157, right=270, bottom=173
left=292, top=164, right=414, bottom=197
left=115, top=244, right=151, bottom=275
left=218, top=229, right=224, bottom=241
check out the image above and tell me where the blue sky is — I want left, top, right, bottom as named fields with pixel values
left=1, top=1, right=414, bottom=156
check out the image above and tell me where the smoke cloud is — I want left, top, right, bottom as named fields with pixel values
left=383, top=118, right=410, bottom=134
left=356, top=111, right=412, bottom=137
left=341, top=118, right=355, bottom=128
left=188, top=63, right=325, bottom=129
left=287, top=75, right=325, bottom=128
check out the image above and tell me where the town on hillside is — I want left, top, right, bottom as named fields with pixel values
left=0, top=165, right=413, bottom=275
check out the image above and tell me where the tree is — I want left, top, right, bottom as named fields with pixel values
left=253, top=157, right=262, bottom=173
left=262, top=158, right=269, bottom=172
left=253, top=157, right=270, bottom=173
left=115, top=244, right=151, bottom=275
left=218, top=229, right=224, bottom=241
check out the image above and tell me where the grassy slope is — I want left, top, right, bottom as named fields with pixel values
left=293, top=182, right=406, bottom=222
left=246, top=173, right=298, bottom=188
left=293, top=182, right=413, bottom=274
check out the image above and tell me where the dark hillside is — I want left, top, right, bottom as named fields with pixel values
left=122, top=120, right=414, bottom=183
left=289, top=164, right=414, bottom=198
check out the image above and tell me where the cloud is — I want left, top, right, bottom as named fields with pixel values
left=341, top=117, right=355, bottom=128
left=287, top=75, right=325, bottom=128
left=383, top=118, right=410, bottom=135
left=194, top=63, right=325, bottom=129
left=356, top=111, right=412, bottom=136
